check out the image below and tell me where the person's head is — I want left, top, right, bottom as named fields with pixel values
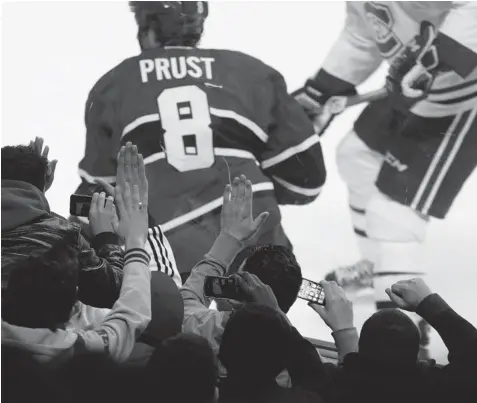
left=219, top=303, right=290, bottom=384
left=359, top=309, right=420, bottom=367
left=130, top=1, right=208, bottom=50
left=147, top=333, right=218, bottom=403
left=2, top=234, right=80, bottom=331
left=241, top=245, right=302, bottom=313
left=1, top=144, right=54, bottom=192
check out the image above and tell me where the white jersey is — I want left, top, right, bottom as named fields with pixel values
left=322, top=1, right=477, bottom=117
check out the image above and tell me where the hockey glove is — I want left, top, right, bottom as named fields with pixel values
left=386, top=21, right=439, bottom=111
left=293, top=72, right=356, bottom=136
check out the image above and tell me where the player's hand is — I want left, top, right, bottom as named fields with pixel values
left=292, top=79, right=333, bottom=135
left=386, top=21, right=439, bottom=111
left=234, top=272, right=281, bottom=313
left=220, top=175, right=269, bottom=242
left=88, top=192, right=118, bottom=236
left=385, top=278, right=432, bottom=312
left=309, top=281, right=354, bottom=332
left=29, top=136, right=58, bottom=192
left=292, top=80, right=327, bottom=118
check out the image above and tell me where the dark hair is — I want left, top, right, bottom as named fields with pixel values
left=359, top=309, right=420, bottom=367
left=242, top=245, right=302, bottom=313
left=1, top=145, right=48, bottom=190
left=131, top=1, right=207, bottom=48
left=219, top=303, right=291, bottom=383
left=2, top=235, right=80, bottom=331
left=147, top=333, right=218, bottom=403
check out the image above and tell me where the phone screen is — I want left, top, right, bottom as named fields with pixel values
left=298, top=278, right=325, bottom=305
left=70, top=195, right=93, bottom=217
left=204, top=276, right=244, bottom=301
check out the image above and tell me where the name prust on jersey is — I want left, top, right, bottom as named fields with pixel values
left=139, top=56, right=215, bottom=83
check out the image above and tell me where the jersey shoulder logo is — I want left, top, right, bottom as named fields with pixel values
left=364, top=2, right=403, bottom=58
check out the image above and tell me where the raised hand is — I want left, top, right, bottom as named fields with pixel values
left=88, top=192, right=118, bottom=236
left=108, top=143, right=149, bottom=248
left=220, top=175, right=269, bottom=242
left=114, top=182, right=148, bottom=249
left=29, top=136, right=58, bottom=191
left=309, top=281, right=354, bottom=332
left=95, top=142, right=148, bottom=202
left=385, top=278, right=432, bottom=312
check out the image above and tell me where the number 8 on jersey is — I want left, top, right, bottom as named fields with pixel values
left=157, top=85, right=215, bottom=172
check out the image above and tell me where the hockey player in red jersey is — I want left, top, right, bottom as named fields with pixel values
left=294, top=2, right=477, bottom=354
left=75, top=2, right=326, bottom=284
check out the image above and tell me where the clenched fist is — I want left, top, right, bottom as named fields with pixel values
left=385, top=278, right=432, bottom=312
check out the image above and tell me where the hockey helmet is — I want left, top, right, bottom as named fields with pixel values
left=130, top=1, right=208, bottom=47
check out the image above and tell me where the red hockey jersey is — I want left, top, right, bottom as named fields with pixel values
left=77, top=46, right=326, bottom=275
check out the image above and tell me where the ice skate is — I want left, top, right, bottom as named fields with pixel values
left=325, top=259, right=374, bottom=294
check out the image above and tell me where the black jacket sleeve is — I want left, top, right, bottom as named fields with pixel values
left=76, top=229, right=124, bottom=308
left=416, top=293, right=477, bottom=394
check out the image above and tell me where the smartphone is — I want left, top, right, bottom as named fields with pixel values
left=204, top=276, right=246, bottom=301
left=69, top=194, right=93, bottom=217
left=298, top=278, right=325, bottom=305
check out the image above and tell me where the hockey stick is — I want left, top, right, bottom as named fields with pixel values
left=314, top=87, right=388, bottom=134
left=324, top=87, right=388, bottom=115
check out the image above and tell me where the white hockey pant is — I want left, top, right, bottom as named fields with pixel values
left=336, top=131, right=429, bottom=308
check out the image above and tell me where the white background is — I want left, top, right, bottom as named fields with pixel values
left=2, top=1, right=477, bottom=363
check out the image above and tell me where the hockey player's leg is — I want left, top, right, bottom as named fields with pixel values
left=366, top=191, right=431, bottom=358
left=326, top=130, right=383, bottom=290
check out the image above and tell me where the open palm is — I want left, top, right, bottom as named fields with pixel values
left=220, top=175, right=269, bottom=242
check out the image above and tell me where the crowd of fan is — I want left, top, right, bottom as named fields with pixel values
left=2, top=139, right=476, bottom=403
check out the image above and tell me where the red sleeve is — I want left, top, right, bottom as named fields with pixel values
left=260, top=70, right=327, bottom=205
left=77, top=75, right=118, bottom=191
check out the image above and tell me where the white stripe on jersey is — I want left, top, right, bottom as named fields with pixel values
left=261, top=134, right=321, bottom=170
left=121, top=108, right=269, bottom=143
left=271, top=175, right=322, bottom=197
left=209, top=108, right=269, bottom=142
left=161, top=182, right=274, bottom=233
left=421, top=106, right=477, bottom=215
left=122, top=114, right=160, bottom=138
left=410, top=112, right=462, bottom=211
left=143, top=148, right=259, bottom=166
left=427, top=78, right=477, bottom=103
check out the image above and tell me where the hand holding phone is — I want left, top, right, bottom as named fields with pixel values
left=298, top=278, right=325, bottom=305
left=70, top=194, right=93, bottom=217
left=308, top=281, right=354, bottom=332
left=204, top=276, right=247, bottom=301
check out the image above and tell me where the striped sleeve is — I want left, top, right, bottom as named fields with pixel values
left=145, top=225, right=182, bottom=288
left=76, top=247, right=151, bottom=362
left=261, top=70, right=327, bottom=205
left=437, top=1, right=477, bottom=78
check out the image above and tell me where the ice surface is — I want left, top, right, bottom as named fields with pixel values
left=2, top=2, right=476, bottom=364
